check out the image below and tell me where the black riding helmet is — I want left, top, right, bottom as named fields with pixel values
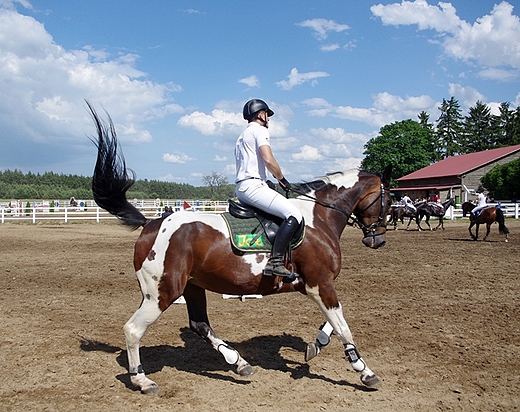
left=243, top=99, right=274, bottom=120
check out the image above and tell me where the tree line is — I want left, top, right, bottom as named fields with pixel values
left=0, top=169, right=235, bottom=201
left=361, top=97, right=520, bottom=198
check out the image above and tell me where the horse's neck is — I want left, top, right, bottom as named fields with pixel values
left=313, top=189, right=353, bottom=239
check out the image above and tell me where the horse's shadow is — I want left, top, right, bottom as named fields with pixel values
left=79, top=327, right=368, bottom=391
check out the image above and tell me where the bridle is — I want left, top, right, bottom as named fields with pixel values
left=288, top=181, right=389, bottom=242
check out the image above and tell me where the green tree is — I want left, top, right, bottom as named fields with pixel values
left=491, top=102, right=514, bottom=147
left=462, top=100, right=493, bottom=153
left=436, top=97, right=464, bottom=158
left=361, top=119, right=436, bottom=186
left=481, top=157, right=520, bottom=200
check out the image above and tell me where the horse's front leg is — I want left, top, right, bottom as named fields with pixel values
left=184, top=282, right=253, bottom=377
left=468, top=222, right=477, bottom=240
left=305, top=286, right=380, bottom=388
left=482, top=223, right=491, bottom=241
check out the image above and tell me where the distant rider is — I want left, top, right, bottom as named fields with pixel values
left=470, top=189, right=487, bottom=220
left=401, top=193, right=416, bottom=213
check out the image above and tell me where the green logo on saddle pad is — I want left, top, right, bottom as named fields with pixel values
left=235, top=233, right=265, bottom=248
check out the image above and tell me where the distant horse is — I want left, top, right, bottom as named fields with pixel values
left=416, top=198, right=456, bottom=231
left=88, top=105, right=393, bottom=394
left=388, top=204, right=420, bottom=230
left=462, top=202, right=509, bottom=242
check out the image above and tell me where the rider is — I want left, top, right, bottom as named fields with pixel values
left=401, top=193, right=416, bottom=212
left=235, top=99, right=303, bottom=280
left=470, top=188, right=487, bottom=220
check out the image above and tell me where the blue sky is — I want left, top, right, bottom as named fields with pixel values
left=1, top=0, right=519, bottom=186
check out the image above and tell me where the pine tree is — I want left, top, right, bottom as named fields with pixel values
left=436, top=97, right=464, bottom=158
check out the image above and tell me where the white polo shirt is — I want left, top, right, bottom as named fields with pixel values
left=235, top=122, right=270, bottom=183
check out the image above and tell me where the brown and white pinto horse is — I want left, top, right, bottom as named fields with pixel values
left=462, top=202, right=509, bottom=242
left=89, top=106, right=392, bottom=394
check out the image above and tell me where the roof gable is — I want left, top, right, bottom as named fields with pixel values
left=397, top=144, right=520, bottom=181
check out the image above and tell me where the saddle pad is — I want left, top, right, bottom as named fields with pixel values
left=222, top=212, right=272, bottom=252
left=221, top=213, right=306, bottom=253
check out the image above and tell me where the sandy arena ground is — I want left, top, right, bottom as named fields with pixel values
left=1, top=218, right=518, bottom=411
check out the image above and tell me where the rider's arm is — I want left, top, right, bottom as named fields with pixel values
left=259, top=145, right=284, bottom=181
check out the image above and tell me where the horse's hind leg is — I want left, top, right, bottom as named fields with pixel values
left=305, top=287, right=380, bottom=388
left=124, top=299, right=163, bottom=394
left=184, top=282, right=253, bottom=377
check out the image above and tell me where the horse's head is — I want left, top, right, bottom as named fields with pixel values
left=352, top=165, right=392, bottom=249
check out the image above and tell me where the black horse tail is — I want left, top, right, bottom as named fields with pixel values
left=88, top=101, right=149, bottom=230
left=495, top=208, right=509, bottom=235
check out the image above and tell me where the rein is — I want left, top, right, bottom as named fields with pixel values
left=287, top=182, right=388, bottom=240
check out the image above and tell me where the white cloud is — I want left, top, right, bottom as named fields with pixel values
left=162, top=152, right=196, bottom=164
left=292, top=145, right=324, bottom=161
left=177, top=109, right=243, bottom=136
left=297, top=18, right=350, bottom=40
left=447, top=83, right=485, bottom=108
left=371, top=1, right=520, bottom=77
left=478, top=67, right=519, bottom=82
left=0, top=5, right=182, bottom=149
left=238, top=75, right=260, bottom=88
left=303, top=93, right=437, bottom=127
left=214, top=155, right=227, bottom=161
left=179, top=104, right=290, bottom=138
left=276, top=67, right=329, bottom=90
left=321, top=43, right=340, bottom=52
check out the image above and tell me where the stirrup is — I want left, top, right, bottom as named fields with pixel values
left=264, top=258, right=297, bottom=282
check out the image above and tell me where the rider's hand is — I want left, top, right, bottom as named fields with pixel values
left=266, top=180, right=276, bottom=190
left=278, top=177, right=291, bottom=191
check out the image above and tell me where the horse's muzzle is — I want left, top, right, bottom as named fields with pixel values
left=362, top=230, right=386, bottom=249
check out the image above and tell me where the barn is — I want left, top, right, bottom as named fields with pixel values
left=393, top=144, right=520, bottom=204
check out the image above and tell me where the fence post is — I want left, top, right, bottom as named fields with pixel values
left=32, top=207, right=36, bottom=223
left=96, top=207, right=100, bottom=223
left=64, top=207, right=68, bottom=223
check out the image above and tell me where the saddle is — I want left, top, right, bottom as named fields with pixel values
left=222, top=199, right=305, bottom=253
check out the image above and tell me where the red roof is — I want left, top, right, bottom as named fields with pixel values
left=397, top=144, right=520, bottom=181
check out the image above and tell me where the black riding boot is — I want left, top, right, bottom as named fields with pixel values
left=263, top=216, right=299, bottom=281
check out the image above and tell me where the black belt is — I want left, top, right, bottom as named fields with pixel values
left=236, top=177, right=261, bottom=184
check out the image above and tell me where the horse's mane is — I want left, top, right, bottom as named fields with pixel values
left=294, top=169, right=380, bottom=195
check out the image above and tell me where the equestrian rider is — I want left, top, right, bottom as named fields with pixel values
left=471, top=189, right=487, bottom=220
left=401, top=193, right=416, bottom=212
left=235, top=99, right=303, bottom=279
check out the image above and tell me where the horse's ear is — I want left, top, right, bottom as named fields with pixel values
left=382, top=165, right=392, bottom=187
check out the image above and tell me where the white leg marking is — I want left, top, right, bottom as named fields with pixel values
left=305, top=284, right=379, bottom=387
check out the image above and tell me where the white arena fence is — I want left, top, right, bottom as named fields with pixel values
left=0, top=199, right=519, bottom=224
left=0, top=199, right=229, bottom=224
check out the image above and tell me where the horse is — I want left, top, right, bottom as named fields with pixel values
left=462, top=202, right=509, bottom=242
left=88, top=105, right=393, bottom=394
left=388, top=202, right=423, bottom=230
left=416, top=198, right=455, bottom=231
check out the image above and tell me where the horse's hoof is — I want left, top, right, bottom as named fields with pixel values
left=141, top=383, right=159, bottom=395
left=238, top=364, right=254, bottom=376
left=305, top=342, right=319, bottom=362
left=361, top=373, right=381, bottom=389
left=505, top=239, right=509, bottom=243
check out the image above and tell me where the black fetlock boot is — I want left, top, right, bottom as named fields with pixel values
left=264, top=216, right=299, bottom=282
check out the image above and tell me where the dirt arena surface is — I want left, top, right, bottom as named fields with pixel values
left=1, top=218, right=518, bottom=411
